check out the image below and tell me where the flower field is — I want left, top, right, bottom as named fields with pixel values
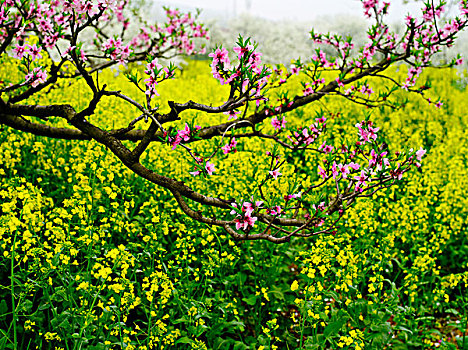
left=1, top=58, right=468, bottom=349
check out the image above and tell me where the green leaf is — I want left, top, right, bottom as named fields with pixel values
left=323, top=319, right=347, bottom=339
left=17, top=299, right=33, bottom=313
left=38, top=302, right=51, bottom=311
left=369, top=332, right=387, bottom=348
left=242, top=295, right=258, bottom=306
left=395, top=326, right=413, bottom=335
left=0, top=337, right=7, bottom=350
left=173, top=316, right=189, bottom=324
left=0, top=300, right=7, bottom=315
left=175, top=336, right=193, bottom=345
left=233, top=341, right=248, bottom=350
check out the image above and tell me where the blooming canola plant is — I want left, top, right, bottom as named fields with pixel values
left=0, top=0, right=467, bottom=242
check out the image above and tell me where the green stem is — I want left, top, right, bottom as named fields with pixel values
left=11, top=229, right=18, bottom=350
left=74, top=280, right=107, bottom=350
left=460, top=284, right=467, bottom=350
left=299, top=280, right=312, bottom=349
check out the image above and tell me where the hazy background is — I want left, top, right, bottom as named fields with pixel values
left=143, top=0, right=467, bottom=66
left=152, top=0, right=422, bottom=22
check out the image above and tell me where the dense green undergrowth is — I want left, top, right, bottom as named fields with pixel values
left=1, top=57, right=467, bottom=349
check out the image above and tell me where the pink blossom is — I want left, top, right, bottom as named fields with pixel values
left=271, top=115, right=287, bottom=131
left=25, top=67, right=47, bottom=88
left=267, top=206, right=282, bottom=216
left=12, top=45, right=27, bottom=59
left=290, top=65, right=301, bottom=75
left=369, top=149, right=378, bottom=167
left=361, top=0, right=379, bottom=18
left=318, top=165, right=328, bottom=179
left=231, top=200, right=262, bottom=230
left=303, top=83, right=314, bottom=96
left=170, top=124, right=200, bottom=150
left=242, top=202, right=256, bottom=216
left=235, top=215, right=257, bottom=230
left=221, top=137, right=237, bottom=154
left=415, top=147, right=426, bottom=161
left=62, top=45, right=76, bottom=58
left=224, top=109, right=241, bottom=121
left=312, top=201, right=326, bottom=212
left=177, top=123, right=192, bottom=141
left=285, top=192, right=302, bottom=201
left=331, top=162, right=339, bottom=179
left=209, top=47, right=230, bottom=65
left=353, top=170, right=368, bottom=192
left=233, top=44, right=254, bottom=59
left=230, top=203, right=239, bottom=215
left=360, top=84, right=374, bottom=96
left=319, top=141, right=334, bottom=154
left=27, top=44, right=42, bottom=61
left=368, top=125, right=379, bottom=140
left=390, top=164, right=404, bottom=180
left=269, top=169, right=282, bottom=180
left=205, top=161, right=216, bottom=175
left=337, top=163, right=350, bottom=179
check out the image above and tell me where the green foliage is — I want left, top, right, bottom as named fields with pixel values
left=0, top=59, right=467, bottom=349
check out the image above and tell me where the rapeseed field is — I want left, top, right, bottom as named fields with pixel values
left=1, top=57, right=467, bottom=349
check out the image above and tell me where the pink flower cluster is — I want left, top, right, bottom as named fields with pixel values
left=129, top=8, right=208, bottom=55
left=304, top=0, right=467, bottom=105
left=410, top=147, right=427, bottom=167
left=221, top=138, right=237, bottom=154
left=208, top=47, right=232, bottom=85
left=359, top=84, right=374, bottom=97
left=368, top=149, right=390, bottom=171
left=288, top=116, right=327, bottom=146
left=290, top=64, right=301, bottom=75
left=62, top=45, right=87, bottom=61
left=361, top=0, right=390, bottom=18
left=284, top=192, right=302, bottom=202
left=302, top=78, right=326, bottom=96
left=313, top=118, right=427, bottom=195
left=403, top=66, right=422, bottom=90
left=319, top=141, right=334, bottom=154
left=101, top=37, right=132, bottom=63
left=2, top=0, right=209, bottom=91
left=190, top=160, right=216, bottom=177
left=422, top=2, right=445, bottom=21
left=355, top=120, right=379, bottom=145
left=319, top=161, right=360, bottom=181
left=144, top=58, right=175, bottom=99
left=269, top=169, right=282, bottom=180
left=266, top=97, right=294, bottom=115
left=208, top=40, right=271, bottom=102
left=165, top=123, right=201, bottom=150
left=271, top=115, right=287, bottom=131
left=165, top=9, right=209, bottom=55
left=12, top=44, right=42, bottom=60
left=310, top=49, right=335, bottom=69
left=231, top=200, right=263, bottom=231
left=224, top=109, right=241, bottom=121
left=25, top=67, right=47, bottom=88
left=266, top=205, right=282, bottom=216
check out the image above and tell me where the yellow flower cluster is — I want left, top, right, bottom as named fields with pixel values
left=1, top=54, right=467, bottom=348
